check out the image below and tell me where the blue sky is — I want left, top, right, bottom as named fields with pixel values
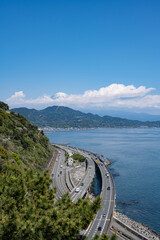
left=1, top=0, right=160, bottom=116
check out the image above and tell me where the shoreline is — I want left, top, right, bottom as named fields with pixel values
left=40, top=126, right=160, bottom=132
left=51, top=144, right=160, bottom=238
left=113, top=210, right=160, bottom=240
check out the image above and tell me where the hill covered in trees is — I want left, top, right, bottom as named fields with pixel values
left=0, top=101, right=53, bottom=171
left=12, top=106, right=160, bottom=129
left=0, top=101, right=116, bottom=239
left=0, top=157, right=103, bottom=239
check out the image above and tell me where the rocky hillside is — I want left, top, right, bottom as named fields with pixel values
left=0, top=102, right=53, bottom=171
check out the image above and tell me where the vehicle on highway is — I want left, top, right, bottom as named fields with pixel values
left=103, top=213, right=106, bottom=217
left=75, top=187, right=80, bottom=193
left=106, top=173, right=109, bottom=178
left=98, top=226, right=102, bottom=231
left=107, top=186, right=110, bottom=190
left=60, top=165, right=63, bottom=168
left=60, top=170, right=62, bottom=174
left=81, top=182, right=84, bottom=186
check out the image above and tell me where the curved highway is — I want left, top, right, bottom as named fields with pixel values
left=51, top=149, right=68, bottom=199
left=51, top=144, right=115, bottom=239
left=52, top=145, right=95, bottom=203
left=86, top=159, right=115, bottom=239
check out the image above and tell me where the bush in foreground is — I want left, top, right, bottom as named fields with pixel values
left=0, top=158, right=102, bottom=240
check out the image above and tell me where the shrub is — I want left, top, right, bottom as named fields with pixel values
left=0, top=145, right=8, bottom=160
left=0, top=102, right=9, bottom=110
left=72, top=153, right=86, bottom=162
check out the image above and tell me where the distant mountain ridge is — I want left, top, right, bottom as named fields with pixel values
left=12, top=106, right=160, bottom=128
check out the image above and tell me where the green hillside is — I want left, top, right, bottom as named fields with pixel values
left=0, top=102, right=53, bottom=171
left=12, top=105, right=160, bottom=128
left=0, top=101, right=112, bottom=240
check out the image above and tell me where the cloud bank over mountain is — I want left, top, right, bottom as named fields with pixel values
left=6, top=84, right=160, bottom=114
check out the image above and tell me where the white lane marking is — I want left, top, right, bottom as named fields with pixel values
left=101, top=172, right=112, bottom=233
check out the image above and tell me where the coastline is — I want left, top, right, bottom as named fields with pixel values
left=40, top=126, right=160, bottom=132
left=48, top=139, right=160, bottom=237
left=113, top=210, right=160, bottom=240
left=57, top=144, right=160, bottom=238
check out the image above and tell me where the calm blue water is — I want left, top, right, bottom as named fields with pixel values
left=46, top=129, right=160, bottom=234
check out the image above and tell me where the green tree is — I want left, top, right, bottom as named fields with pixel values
left=0, top=159, right=101, bottom=240
left=91, top=233, right=117, bottom=240
left=0, top=102, right=9, bottom=111
left=72, top=153, right=86, bottom=162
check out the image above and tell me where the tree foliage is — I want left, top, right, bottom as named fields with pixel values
left=0, top=102, right=9, bottom=111
left=91, top=233, right=117, bottom=240
left=0, top=102, right=53, bottom=170
left=72, top=153, right=86, bottom=162
left=0, top=159, right=101, bottom=240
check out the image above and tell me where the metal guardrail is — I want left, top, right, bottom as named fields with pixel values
left=105, top=165, right=116, bottom=233
left=93, top=160, right=115, bottom=235
left=113, top=217, right=151, bottom=240
left=65, top=169, right=74, bottom=191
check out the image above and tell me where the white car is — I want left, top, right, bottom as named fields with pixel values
left=75, top=187, right=80, bottom=193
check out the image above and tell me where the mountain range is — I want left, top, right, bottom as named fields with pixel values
left=11, top=106, right=160, bottom=128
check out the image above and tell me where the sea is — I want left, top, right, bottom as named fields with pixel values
left=45, top=128, right=160, bottom=234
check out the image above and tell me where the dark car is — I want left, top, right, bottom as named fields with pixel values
left=98, top=226, right=102, bottom=231
left=103, top=213, right=106, bottom=217
left=107, top=186, right=110, bottom=190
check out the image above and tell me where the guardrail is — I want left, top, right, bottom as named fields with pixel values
left=65, top=169, right=75, bottom=192
left=113, top=217, right=151, bottom=240
left=105, top=165, right=115, bottom=233
left=92, top=159, right=115, bottom=235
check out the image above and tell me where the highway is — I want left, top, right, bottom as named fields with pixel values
left=51, top=149, right=68, bottom=199
left=70, top=153, right=95, bottom=202
left=52, top=145, right=95, bottom=203
left=50, top=145, right=153, bottom=240
left=86, top=156, right=115, bottom=239
left=51, top=145, right=115, bottom=239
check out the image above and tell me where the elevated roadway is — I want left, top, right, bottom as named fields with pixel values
left=85, top=155, right=115, bottom=239
left=52, top=145, right=95, bottom=203
left=51, top=145, right=115, bottom=239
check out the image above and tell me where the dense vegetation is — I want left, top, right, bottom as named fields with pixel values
left=72, top=153, right=86, bottom=162
left=0, top=156, right=103, bottom=239
left=0, top=102, right=53, bottom=171
left=12, top=106, right=160, bottom=128
left=0, top=102, right=117, bottom=239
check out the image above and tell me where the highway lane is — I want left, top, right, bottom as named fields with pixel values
left=86, top=160, right=115, bottom=239
left=56, top=146, right=115, bottom=234
left=51, top=149, right=68, bottom=199
left=54, top=145, right=95, bottom=203
left=71, top=156, right=95, bottom=202
left=51, top=145, right=115, bottom=239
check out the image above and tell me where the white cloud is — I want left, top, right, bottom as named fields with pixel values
left=6, top=91, right=26, bottom=104
left=6, top=84, right=160, bottom=113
